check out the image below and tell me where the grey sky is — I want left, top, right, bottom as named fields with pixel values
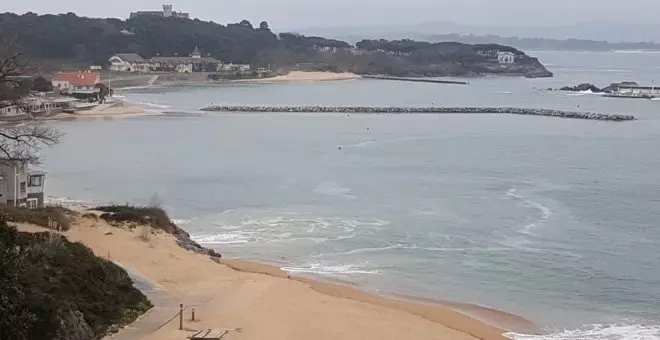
left=4, top=0, right=657, bottom=29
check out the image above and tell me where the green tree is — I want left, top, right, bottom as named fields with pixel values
left=259, top=21, right=269, bottom=30
left=94, top=83, right=111, bottom=103
left=239, top=19, right=253, bottom=29
left=30, top=76, right=53, bottom=92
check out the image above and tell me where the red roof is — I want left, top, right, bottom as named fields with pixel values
left=52, top=71, right=101, bottom=86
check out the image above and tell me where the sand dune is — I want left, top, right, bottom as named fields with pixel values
left=15, top=218, right=531, bottom=340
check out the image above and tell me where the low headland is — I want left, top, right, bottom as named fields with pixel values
left=5, top=12, right=553, bottom=79
left=201, top=105, right=636, bottom=121
left=6, top=204, right=538, bottom=340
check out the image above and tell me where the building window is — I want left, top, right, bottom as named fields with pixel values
left=20, top=181, right=26, bottom=193
left=29, top=175, right=43, bottom=187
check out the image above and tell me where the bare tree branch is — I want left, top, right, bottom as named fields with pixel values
left=1, top=34, right=62, bottom=165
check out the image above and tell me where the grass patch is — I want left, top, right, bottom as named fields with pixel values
left=1, top=206, right=74, bottom=231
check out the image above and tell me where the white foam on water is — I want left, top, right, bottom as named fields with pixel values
left=171, top=219, right=192, bottom=226
left=138, top=102, right=172, bottom=109
left=313, top=181, right=356, bottom=200
left=318, top=243, right=509, bottom=258
left=217, top=209, right=235, bottom=215
left=505, top=324, right=660, bottom=340
left=46, top=196, right=95, bottom=209
left=282, top=262, right=381, bottom=276
left=196, top=213, right=386, bottom=246
left=192, top=231, right=253, bottom=245
left=506, top=188, right=553, bottom=235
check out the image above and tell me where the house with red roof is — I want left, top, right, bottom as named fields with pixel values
left=52, top=71, right=101, bottom=94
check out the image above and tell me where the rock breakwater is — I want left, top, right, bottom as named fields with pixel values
left=200, top=105, right=635, bottom=121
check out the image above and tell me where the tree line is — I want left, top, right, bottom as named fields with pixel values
left=0, top=12, right=357, bottom=67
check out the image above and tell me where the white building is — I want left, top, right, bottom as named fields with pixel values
left=497, top=51, right=515, bottom=64
left=0, top=161, right=46, bottom=208
left=0, top=104, right=27, bottom=118
left=109, top=53, right=153, bottom=72
left=52, top=71, right=101, bottom=94
left=130, top=5, right=190, bottom=19
left=109, top=48, right=221, bottom=73
left=616, top=85, right=660, bottom=97
left=218, top=63, right=251, bottom=72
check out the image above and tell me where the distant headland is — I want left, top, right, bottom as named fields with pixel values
left=0, top=11, right=552, bottom=78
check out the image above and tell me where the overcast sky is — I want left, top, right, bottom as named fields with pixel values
left=4, top=0, right=657, bottom=29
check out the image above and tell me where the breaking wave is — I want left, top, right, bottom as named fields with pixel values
left=282, top=262, right=381, bottom=276
left=191, top=214, right=388, bottom=246
left=505, top=324, right=660, bottom=340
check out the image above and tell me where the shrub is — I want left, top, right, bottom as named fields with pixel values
left=95, top=205, right=183, bottom=236
left=2, top=206, right=73, bottom=231
left=0, top=219, right=152, bottom=339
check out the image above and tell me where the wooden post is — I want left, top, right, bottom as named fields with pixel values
left=191, top=308, right=195, bottom=321
left=179, top=304, right=183, bottom=330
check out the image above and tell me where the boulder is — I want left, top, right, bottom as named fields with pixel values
left=559, top=83, right=602, bottom=92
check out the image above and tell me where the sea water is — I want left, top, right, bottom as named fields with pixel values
left=41, top=50, right=660, bottom=339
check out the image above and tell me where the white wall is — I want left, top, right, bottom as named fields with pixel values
left=0, top=105, right=26, bottom=116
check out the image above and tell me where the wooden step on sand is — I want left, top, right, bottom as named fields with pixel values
left=190, top=329, right=228, bottom=339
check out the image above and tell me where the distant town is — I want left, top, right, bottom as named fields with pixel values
left=1, top=5, right=656, bottom=124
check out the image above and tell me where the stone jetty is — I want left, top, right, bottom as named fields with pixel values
left=200, top=105, right=635, bottom=121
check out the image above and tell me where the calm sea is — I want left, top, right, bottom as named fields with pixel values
left=41, top=51, right=660, bottom=339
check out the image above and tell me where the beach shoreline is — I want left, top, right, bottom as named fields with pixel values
left=238, top=71, right=361, bottom=83
left=15, top=212, right=536, bottom=340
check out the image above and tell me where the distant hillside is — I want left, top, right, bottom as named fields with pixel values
left=0, top=12, right=279, bottom=65
left=296, top=21, right=660, bottom=47
left=0, top=12, right=551, bottom=77
left=420, top=34, right=660, bottom=52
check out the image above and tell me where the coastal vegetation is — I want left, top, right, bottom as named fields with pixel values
left=0, top=12, right=551, bottom=77
left=0, top=218, right=152, bottom=340
left=95, top=205, right=222, bottom=258
left=1, top=49, right=154, bottom=340
left=3, top=206, right=73, bottom=230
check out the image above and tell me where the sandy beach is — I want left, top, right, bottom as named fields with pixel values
left=37, top=102, right=147, bottom=121
left=255, top=71, right=360, bottom=83
left=14, top=215, right=535, bottom=340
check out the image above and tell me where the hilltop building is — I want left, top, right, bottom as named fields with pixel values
left=497, top=51, right=515, bottom=64
left=130, top=5, right=189, bottom=19
left=477, top=49, right=516, bottom=64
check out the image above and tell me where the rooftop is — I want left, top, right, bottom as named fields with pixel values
left=150, top=56, right=219, bottom=65
left=52, top=71, right=100, bottom=86
left=114, top=53, right=146, bottom=63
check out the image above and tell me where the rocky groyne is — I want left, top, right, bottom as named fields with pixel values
left=200, top=105, right=635, bottom=121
